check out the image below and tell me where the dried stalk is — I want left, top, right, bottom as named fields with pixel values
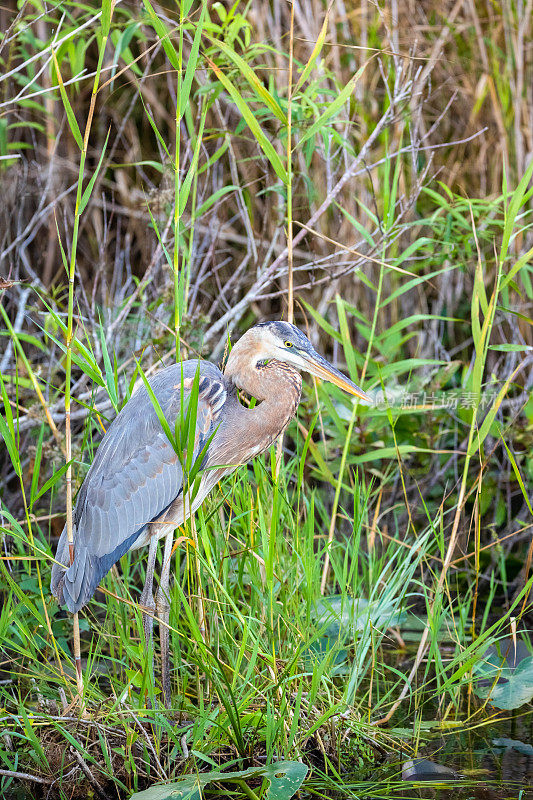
left=62, top=1, right=116, bottom=710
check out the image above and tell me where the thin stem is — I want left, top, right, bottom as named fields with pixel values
left=63, top=2, right=115, bottom=709
left=275, top=1, right=295, bottom=479
left=173, top=0, right=185, bottom=355
left=286, top=0, right=294, bottom=325
left=320, top=404, right=357, bottom=595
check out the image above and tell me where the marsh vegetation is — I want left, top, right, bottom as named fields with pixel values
left=0, top=1, right=532, bottom=798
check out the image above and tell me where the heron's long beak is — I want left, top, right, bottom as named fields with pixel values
left=303, top=351, right=371, bottom=403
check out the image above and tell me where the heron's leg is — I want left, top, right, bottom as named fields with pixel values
left=140, top=532, right=158, bottom=652
left=156, top=527, right=174, bottom=709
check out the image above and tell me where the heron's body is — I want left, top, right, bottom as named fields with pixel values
left=51, top=321, right=369, bottom=705
left=52, top=328, right=303, bottom=612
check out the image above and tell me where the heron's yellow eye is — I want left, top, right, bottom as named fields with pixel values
left=284, top=341, right=293, bottom=348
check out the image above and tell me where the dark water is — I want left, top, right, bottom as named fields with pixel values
left=360, top=713, right=533, bottom=800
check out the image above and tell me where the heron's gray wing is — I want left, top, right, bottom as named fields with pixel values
left=51, top=360, right=228, bottom=612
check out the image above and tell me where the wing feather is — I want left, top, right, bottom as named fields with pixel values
left=51, top=360, right=228, bottom=611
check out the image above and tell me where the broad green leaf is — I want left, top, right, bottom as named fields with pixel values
left=476, top=656, right=533, bottom=710
left=129, top=761, right=307, bottom=800
left=262, top=761, right=308, bottom=800
left=315, top=595, right=405, bottom=636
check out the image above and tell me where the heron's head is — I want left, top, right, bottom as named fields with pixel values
left=226, top=320, right=371, bottom=402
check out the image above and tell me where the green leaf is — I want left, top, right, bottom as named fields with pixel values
left=101, top=0, right=113, bottom=37
left=500, top=438, right=533, bottom=516
left=135, top=360, right=175, bottom=451
left=32, top=317, right=105, bottom=388
left=299, top=298, right=340, bottom=341
left=142, top=0, right=180, bottom=70
left=336, top=202, right=376, bottom=247
left=79, top=128, right=110, bottom=214
left=489, top=343, right=533, bottom=352
left=206, top=35, right=287, bottom=124
left=52, top=50, right=83, bottom=149
left=500, top=157, right=533, bottom=264
left=111, top=22, right=143, bottom=85
left=262, top=761, right=308, bottom=800
left=179, top=104, right=207, bottom=215
left=294, top=10, right=329, bottom=94
left=207, top=56, right=288, bottom=184
left=197, top=139, right=229, bottom=175
left=315, top=595, right=405, bottom=636
left=351, top=445, right=431, bottom=464
left=195, top=184, right=238, bottom=216
left=0, top=414, right=20, bottom=477
left=476, top=655, right=533, bottom=710
left=129, top=761, right=307, bottom=800
left=335, top=296, right=360, bottom=383
left=140, top=95, right=171, bottom=159
left=30, top=425, right=44, bottom=506
left=467, top=365, right=520, bottom=457
left=97, top=317, right=119, bottom=410
left=32, top=460, right=75, bottom=505
left=180, top=1, right=207, bottom=118
left=298, top=61, right=369, bottom=148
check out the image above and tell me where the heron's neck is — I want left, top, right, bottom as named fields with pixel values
left=223, top=339, right=302, bottom=456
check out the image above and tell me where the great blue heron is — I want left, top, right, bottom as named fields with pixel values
left=51, top=321, right=370, bottom=706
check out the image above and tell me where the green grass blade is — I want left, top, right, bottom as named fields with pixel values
left=207, top=55, right=288, bottom=184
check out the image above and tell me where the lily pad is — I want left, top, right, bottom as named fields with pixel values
left=303, top=635, right=350, bottom=675
left=315, top=595, right=405, bottom=638
left=398, top=613, right=471, bottom=643
left=476, top=639, right=532, bottom=681
left=129, top=760, right=308, bottom=800
left=492, top=737, right=533, bottom=756
left=475, top=655, right=533, bottom=710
